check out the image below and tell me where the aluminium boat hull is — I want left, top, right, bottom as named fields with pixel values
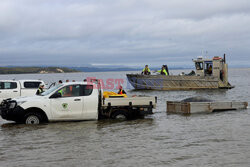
left=126, top=74, right=233, bottom=90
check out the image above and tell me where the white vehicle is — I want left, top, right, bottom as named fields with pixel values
left=0, top=80, right=157, bottom=124
left=0, top=80, right=45, bottom=103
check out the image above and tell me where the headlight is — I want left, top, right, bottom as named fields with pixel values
left=9, top=102, right=17, bottom=109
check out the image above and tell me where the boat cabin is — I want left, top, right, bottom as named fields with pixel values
left=193, top=54, right=229, bottom=83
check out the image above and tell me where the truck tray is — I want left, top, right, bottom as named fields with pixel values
left=103, top=96, right=157, bottom=108
left=167, top=101, right=248, bottom=114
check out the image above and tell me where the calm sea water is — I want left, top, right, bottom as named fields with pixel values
left=0, top=69, right=250, bottom=167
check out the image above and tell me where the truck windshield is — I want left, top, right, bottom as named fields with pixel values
left=40, top=84, right=62, bottom=96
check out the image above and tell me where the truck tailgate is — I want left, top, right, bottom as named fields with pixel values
left=103, top=96, right=157, bottom=108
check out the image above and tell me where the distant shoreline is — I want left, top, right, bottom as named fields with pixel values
left=0, top=67, right=79, bottom=74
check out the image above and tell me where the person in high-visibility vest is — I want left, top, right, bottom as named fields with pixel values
left=36, top=84, right=44, bottom=95
left=57, top=89, right=63, bottom=96
left=117, top=85, right=126, bottom=94
left=157, top=65, right=168, bottom=75
left=141, top=65, right=151, bottom=75
left=207, top=65, right=212, bottom=75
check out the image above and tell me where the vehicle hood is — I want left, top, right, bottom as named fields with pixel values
left=13, top=95, right=47, bottom=102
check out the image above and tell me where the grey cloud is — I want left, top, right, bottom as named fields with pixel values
left=0, top=0, right=250, bottom=67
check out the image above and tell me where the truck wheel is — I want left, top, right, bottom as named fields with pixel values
left=24, top=112, right=43, bottom=124
left=111, top=110, right=129, bottom=120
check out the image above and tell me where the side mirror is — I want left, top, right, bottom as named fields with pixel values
left=50, top=92, right=62, bottom=98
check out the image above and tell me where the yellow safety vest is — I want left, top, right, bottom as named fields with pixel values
left=142, top=68, right=151, bottom=74
left=157, top=69, right=168, bottom=75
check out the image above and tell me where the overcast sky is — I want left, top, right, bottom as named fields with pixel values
left=0, top=0, right=250, bottom=67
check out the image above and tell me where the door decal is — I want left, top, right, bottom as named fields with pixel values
left=62, top=103, right=68, bottom=109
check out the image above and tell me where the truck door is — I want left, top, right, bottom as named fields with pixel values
left=50, top=84, right=83, bottom=120
left=81, top=85, right=98, bottom=120
left=0, top=81, right=20, bottom=102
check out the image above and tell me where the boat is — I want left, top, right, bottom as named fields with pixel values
left=127, top=54, right=234, bottom=90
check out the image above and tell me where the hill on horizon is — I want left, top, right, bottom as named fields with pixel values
left=0, top=67, right=78, bottom=74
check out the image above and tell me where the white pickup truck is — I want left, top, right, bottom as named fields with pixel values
left=0, top=80, right=157, bottom=124
left=0, top=80, right=45, bottom=103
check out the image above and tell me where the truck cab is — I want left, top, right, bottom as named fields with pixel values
left=47, top=82, right=99, bottom=121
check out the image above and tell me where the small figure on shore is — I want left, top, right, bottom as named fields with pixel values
left=36, top=84, right=44, bottom=95
left=141, top=65, right=151, bottom=75
left=117, top=85, right=126, bottom=94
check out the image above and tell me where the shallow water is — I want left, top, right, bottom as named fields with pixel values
left=0, top=69, right=250, bottom=167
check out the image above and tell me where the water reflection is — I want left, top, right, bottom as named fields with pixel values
left=1, top=118, right=155, bottom=131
